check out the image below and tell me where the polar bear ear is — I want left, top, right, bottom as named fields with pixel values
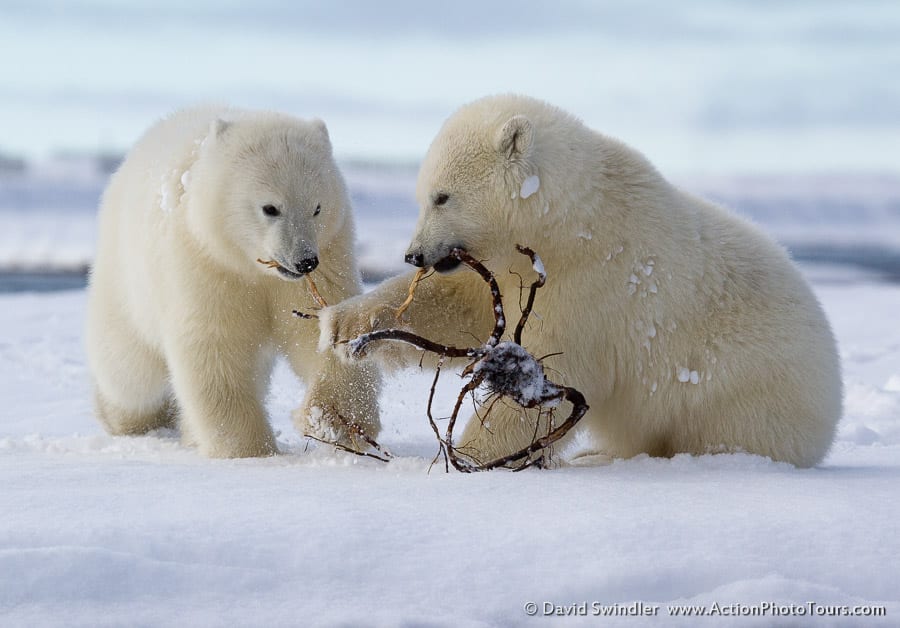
left=212, top=118, right=231, bottom=138
left=310, top=118, right=333, bottom=150
left=496, top=115, right=534, bottom=161
left=207, top=118, right=231, bottom=144
left=312, top=118, right=330, bottom=141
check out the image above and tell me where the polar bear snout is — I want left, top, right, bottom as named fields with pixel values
left=271, top=255, right=318, bottom=280
left=432, top=254, right=462, bottom=273
left=405, top=243, right=465, bottom=273
left=294, top=255, right=319, bottom=274
left=404, top=251, right=425, bottom=267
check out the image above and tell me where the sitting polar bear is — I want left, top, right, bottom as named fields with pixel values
left=86, top=107, right=380, bottom=457
left=321, top=94, right=842, bottom=468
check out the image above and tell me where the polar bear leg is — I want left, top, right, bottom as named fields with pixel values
left=456, top=393, right=593, bottom=466
left=94, top=388, right=175, bottom=436
left=566, top=451, right=615, bottom=467
left=165, top=334, right=277, bottom=458
left=320, top=270, right=495, bottom=368
left=455, top=402, right=557, bottom=465
left=89, top=310, right=174, bottom=436
left=293, top=353, right=382, bottom=447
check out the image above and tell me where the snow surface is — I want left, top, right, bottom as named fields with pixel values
left=1, top=276, right=898, bottom=626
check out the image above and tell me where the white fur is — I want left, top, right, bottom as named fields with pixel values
left=86, top=107, right=379, bottom=458
left=321, top=94, right=841, bottom=468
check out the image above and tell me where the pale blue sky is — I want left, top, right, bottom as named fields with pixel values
left=2, top=0, right=898, bottom=173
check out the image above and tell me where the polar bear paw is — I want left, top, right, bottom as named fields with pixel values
left=317, top=297, right=399, bottom=362
left=293, top=403, right=378, bottom=452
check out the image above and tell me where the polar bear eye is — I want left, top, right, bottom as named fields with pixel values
left=262, top=204, right=281, bottom=217
left=314, top=203, right=321, bottom=216
left=434, top=193, right=450, bottom=206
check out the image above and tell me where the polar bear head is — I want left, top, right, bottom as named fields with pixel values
left=406, top=94, right=582, bottom=272
left=187, top=113, right=349, bottom=281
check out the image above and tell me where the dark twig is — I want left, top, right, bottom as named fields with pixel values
left=457, top=387, right=588, bottom=471
left=345, top=329, right=478, bottom=360
left=304, top=413, right=393, bottom=463
left=304, top=434, right=392, bottom=463
left=334, top=413, right=394, bottom=460
left=426, top=356, right=449, bottom=473
left=513, top=244, right=546, bottom=345
left=447, top=248, right=506, bottom=347
left=445, top=375, right=486, bottom=472
left=337, top=244, right=589, bottom=473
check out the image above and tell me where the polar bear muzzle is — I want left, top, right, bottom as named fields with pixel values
left=405, top=243, right=465, bottom=273
left=279, top=255, right=318, bottom=278
left=432, top=255, right=462, bottom=273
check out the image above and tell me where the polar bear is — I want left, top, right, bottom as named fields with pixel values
left=86, top=107, right=380, bottom=458
left=321, top=94, right=842, bottom=468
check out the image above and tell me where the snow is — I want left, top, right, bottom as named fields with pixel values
left=519, top=175, right=540, bottom=199
left=676, top=367, right=701, bottom=385
left=158, top=183, right=172, bottom=213
left=2, top=3, right=899, bottom=619
left=1, top=274, right=898, bottom=626
left=887, top=375, right=900, bottom=392
left=531, top=253, right=545, bottom=279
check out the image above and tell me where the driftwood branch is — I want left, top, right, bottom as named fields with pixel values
left=344, top=329, right=476, bottom=360
left=343, top=245, right=589, bottom=472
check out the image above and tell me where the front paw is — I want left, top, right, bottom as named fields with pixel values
left=293, top=403, right=379, bottom=452
left=317, top=298, right=398, bottom=361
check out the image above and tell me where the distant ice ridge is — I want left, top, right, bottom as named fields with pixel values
left=1, top=161, right=900, bottom=279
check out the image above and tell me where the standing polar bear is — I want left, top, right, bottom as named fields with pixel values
left=322, top=94, right=842, bottom=467
left=86, top=107, right=380, bottom=458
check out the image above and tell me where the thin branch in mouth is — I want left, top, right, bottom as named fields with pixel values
left=395, top=267, right=428, bottom=320
left=305, top=274, right=328, bottom=308
left=258, top=257, right=327, bottom=309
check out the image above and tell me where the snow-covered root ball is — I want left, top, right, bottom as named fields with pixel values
left=85, top=107, right=380, bottom=458
left=474, top=342, right=563, bottom=409
left=319, top=93, right=842, bottom=468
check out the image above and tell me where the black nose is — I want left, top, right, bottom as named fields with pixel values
left=405, top=252, right=425, bottom=267
left=295, top=256, right=319, bottom=274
